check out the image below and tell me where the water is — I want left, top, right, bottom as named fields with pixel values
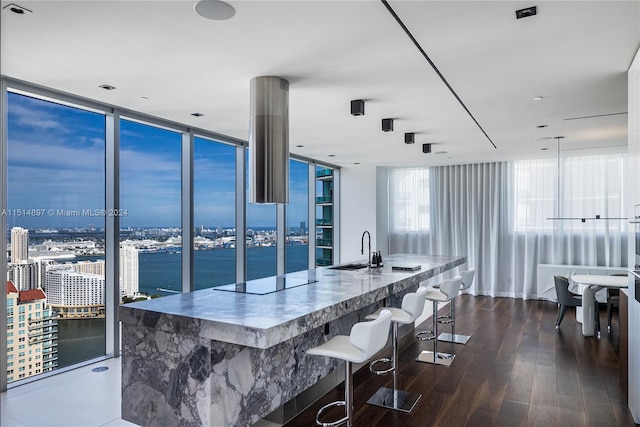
left=56, top=318, right=105, bottom=368
left=140, top=244, right=309, bottom=295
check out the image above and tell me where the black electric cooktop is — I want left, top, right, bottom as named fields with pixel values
left=214, top=276, right=318, bottom=295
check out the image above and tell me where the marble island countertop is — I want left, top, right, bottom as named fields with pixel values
left=119, top=254, right=465, bottom=349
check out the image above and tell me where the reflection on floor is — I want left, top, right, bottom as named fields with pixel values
left=0, top=356, right=281, bottom=427
left=1, top=357, right=133, bottom=427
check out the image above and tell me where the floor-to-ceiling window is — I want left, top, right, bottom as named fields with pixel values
left=286, top=159, right=309, bottom=273
left=194, top=136, right=236, bottom=289
left=6, top=91, right=106, bottom=382
left=389, top=155, right=627, bottom=298
left=120, top=119, right=181, bottom=298
left=1, top=80, right=337, bottom=389
left=245, top=151, right=277, bottom=280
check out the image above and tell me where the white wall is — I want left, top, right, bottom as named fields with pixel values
left=628, top=45, right=640, bottom=423
left=338, top=165, right=378, bottom=263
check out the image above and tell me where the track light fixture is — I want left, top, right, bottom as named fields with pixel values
left=382, top=118, right=394, bottom=132
left=404, top=133, right=415, bottom=144
left=350, top=99, right=365, bottom=116
left=422, top=143, right=432, bottom=154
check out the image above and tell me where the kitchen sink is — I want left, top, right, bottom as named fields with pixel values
left=329, top=263, right=369, bottom=271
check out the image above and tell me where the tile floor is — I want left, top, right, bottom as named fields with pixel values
left=0, top=357, right=281, bottom=427
left=1, top=358, right=134, bottom=427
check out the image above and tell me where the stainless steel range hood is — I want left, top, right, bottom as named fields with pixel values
left=249, top=76, right=289, bottom=204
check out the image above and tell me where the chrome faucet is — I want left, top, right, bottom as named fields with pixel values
left=361, top=231, right=371, bottom=266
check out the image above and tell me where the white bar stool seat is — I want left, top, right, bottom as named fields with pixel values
left=416, top=277, right=462, bottom=366
left=307, top=310, right=392, bottom=427
left=364, top=286, right=428, bottom=413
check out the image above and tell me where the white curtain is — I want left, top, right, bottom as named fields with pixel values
left=388, top=154, right=627, bottom=299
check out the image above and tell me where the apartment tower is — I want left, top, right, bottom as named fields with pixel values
left=6, top=281, right=58, bottom=382
left=10, top=227, right=29, bottom=263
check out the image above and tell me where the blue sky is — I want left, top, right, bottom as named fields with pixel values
left=7, top=91, right=310, bottom=230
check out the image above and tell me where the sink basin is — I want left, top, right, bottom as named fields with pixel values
left=329, top=263, right=369, bottom=271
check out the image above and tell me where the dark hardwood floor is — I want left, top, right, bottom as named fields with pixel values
left=284, top=296, right=637, bottom=427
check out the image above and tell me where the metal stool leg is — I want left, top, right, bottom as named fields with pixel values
left=315, top=362, right=352, bottom=426
left=416, top=300, right=456, bottom=366
left=367, top=322, right=422, bottom=412
left=438, top=296, right=471, bottom=344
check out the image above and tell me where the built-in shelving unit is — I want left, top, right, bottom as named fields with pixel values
left=315, top=167, right=334, bottom=266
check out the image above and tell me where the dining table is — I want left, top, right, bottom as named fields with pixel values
left=571, top=274, right=628, bottom=336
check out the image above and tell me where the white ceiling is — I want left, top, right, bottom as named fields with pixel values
left=1, top=0, right=639, bottom=168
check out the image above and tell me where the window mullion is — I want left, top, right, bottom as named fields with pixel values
left=105, top=111, right=120, bottom=357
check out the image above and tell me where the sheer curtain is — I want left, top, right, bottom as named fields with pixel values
left=388, top=168, right=431, bottom=253
left=388, top=153, right=627, bottom=299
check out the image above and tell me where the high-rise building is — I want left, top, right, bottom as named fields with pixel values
left=7, top=259, right=53, bottom=291
left=120, top=245, right=139, bottom=297
left=70, top=260, right=106, bottom=276
left=6, top=280, right=58, bottom=383
left=45, top=266, right=105, bottom=318
left=8, top=261, right=37, bottom=291
left=11, top=227, right=29, bottom=262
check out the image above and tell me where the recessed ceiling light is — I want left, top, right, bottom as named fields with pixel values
left=328, top=154, right=336, bottom=157
left=515, top=6, right=537, bottom=19
left=537, top=124, right=548, bottom=128
left=434, top=151, right=448, bottom=155
left=541, top=147, right=549, bottom=151
left=139, top=96, right=149, bottom=101
left=295, top=145, right=304, bottom=148
left=194, top=0, right=235, bottom=20
left=353, top=162, right=360, bottom=165
left=3, top=3, right=31, bottom=14
left=533, top=96, right=544, bottom=101
left=191, top=113, right=204, bottom=117
left=98, top=84, right=116, bottom=91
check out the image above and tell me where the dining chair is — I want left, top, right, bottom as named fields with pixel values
left=554, top=275, right=582, bottom=330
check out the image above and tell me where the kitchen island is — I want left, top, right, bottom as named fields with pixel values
left=119, top=254, right=465, bottom=427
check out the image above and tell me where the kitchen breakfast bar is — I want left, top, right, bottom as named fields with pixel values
left=119, top=254, right=466, bottom=427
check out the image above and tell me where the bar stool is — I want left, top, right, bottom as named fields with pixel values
left=415, top=277, right=462, bottom=366
left=306, top=310, right=392, bottom=427
left=437, top=269, right=475, bottom=344
left=364, top=286, right=428, bottom=413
